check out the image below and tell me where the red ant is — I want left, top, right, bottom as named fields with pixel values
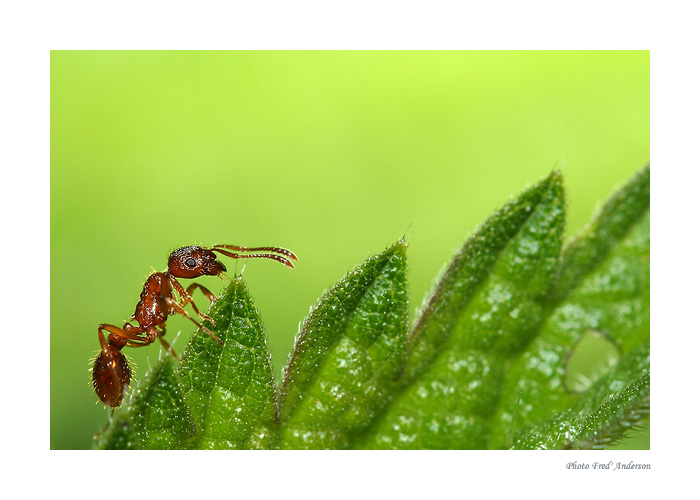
left=92, top=244, right=297, bottom=408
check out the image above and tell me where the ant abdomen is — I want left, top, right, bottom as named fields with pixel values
left=92, top=344, right=131, bottom=408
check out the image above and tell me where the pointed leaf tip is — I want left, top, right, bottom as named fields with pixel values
left=279, top=241, right=408, bottom=449
left=179, top=277, right=278, bottom=449
left=359, top=173, right=565, bottom=449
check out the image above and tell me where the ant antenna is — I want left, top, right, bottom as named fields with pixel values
left=211, top=244, right=298, bottom=268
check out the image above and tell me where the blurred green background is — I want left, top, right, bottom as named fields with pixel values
left=50, top=51, right=649, bottom=449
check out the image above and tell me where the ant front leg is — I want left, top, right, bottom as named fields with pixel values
left=186, top=283, right=217, bottom=303
left=168, top=276, right=217, bottom=325
left=183, top=283, right=217, bottom=324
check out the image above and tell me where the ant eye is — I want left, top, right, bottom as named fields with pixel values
left=185, top=258, right=197, bottom=267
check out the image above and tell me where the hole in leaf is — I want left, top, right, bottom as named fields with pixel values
left=565, top=329, right=621, bottom=393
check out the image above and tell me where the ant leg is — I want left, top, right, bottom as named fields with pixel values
left=168, top=276, right=216, bottom=324
left=119, top=326, right=180, bottom=360
left=156, top=327, right=180, bottom=361
left=181, top=284, right=215, bottom=321
left=96, top=327, right=121, bottom=376
left=186, top=283, right=217, bottom=303
left=99, top=323, right=151, bottom=346
left=97, top=326, right=111, bottom=351
left=164, top=296, right=224, bottom=346
left=157, top=336, right=180, bottom=361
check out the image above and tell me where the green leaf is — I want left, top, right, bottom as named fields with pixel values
left=553, top=166, right=650, bottom=303
left=510, top=343, right=650, bottom=450
left=357, top=172, right=565, bottom=449
left=278, top=241, right=408, bottom=449
left=96, top=358, right=196, bottom=450
left=179, top=277, right=278, bottom=449
left=490, top=165, right=650, bottom=448
left=93, top=409, right=136, bottom=450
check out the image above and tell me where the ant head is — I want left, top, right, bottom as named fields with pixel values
left=168, top=246, right=227, bottom=279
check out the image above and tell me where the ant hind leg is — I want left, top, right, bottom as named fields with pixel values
left=99, top=323, right=149, bottom=346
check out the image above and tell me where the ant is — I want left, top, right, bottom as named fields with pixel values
left=92, top=244, right=297, bottom=408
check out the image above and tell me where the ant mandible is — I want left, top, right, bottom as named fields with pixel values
left=92, top=243, right=297, bottom=408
